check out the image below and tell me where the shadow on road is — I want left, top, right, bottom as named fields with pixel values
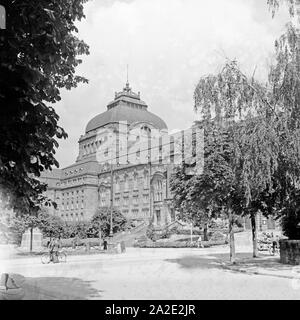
left=165, top=255, right=222, bottom=270
left=165, top=252, right=294, bottom=275
left=21, top=276, right=103, bottom=300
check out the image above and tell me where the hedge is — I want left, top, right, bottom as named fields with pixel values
left=42, top=237, right=101, bottom=248
left=134, top=239, right=226, bottom=248
left=172, top=227, right=244, bottom=236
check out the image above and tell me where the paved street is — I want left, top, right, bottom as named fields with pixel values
left=2, top=243, right=300, bottom=300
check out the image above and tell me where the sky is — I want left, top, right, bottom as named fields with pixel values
left=54, top=0, right=291, bottom=168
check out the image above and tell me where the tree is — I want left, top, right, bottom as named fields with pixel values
left=8, top=213, right=39, bottom=245
left=193, top=60, right=278, bottom=260
left=170, top=163, right=214, bottom=241
left=0, top=0, right=89, bottom=215
left=63, top=220, right=91, bottom=239
left=267, top=0, right=300, bottom=22
left=171, top=119, right=245, bottom=263
left=193, top=6, right=300, bottom=247
left=89, top=207, right=127, bottom=238
left=268, top=24, right=300, bottom=238
left=37, top=209, right=65, bottom=237
left=8, top=208, right=65, bottom=243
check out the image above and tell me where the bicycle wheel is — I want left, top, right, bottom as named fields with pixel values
left=41, top=253, right=50, bottom=264
left=58, top=252, right=67, bottom=263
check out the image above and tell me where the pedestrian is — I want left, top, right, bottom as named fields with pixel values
left=197, top=235, right=203, bottom=248
left=271, top=233, right=278, bottom=254
left=49, top=237, right=55, bottom=262
left=47, top=236, right=52, bottom=249
left=121, top=241, right=126, bottom=253
left=103, top=238, right=108, bottom=251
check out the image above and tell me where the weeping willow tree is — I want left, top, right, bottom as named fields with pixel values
left=193, top=60, right=280, bottom=261
left=268, top=24, right=300, bottom=238
left=192, top=1, right=300, bottom=261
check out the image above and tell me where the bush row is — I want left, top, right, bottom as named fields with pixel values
left=42, top=237, right=102, bottom=248
left=171, top=227, right=244, bottom=236
left=134, top=239, right=226, bottom=248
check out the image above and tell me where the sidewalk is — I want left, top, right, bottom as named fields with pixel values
left=220, top=253, right=300, bottom=280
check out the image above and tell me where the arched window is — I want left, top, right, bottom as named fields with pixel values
left=100, top=188, right=106, bottom=207
left=154, top=179, right=163, bottom=202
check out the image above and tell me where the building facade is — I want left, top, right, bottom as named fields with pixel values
left=41, top=82, right=177, bottom=227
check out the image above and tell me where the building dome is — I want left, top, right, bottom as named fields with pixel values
left=85, top=82, right=168, bottom=133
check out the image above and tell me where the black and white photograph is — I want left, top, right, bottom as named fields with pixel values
left=1, top=0, right=300, bottom=304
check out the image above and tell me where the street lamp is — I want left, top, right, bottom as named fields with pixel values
left=109, top=163, right=113, bottom=237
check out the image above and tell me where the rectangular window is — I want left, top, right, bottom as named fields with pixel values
left=133, top=195, right=139, bottom=204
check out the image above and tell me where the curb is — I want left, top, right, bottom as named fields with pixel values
left=220, top=262, right=295, bottom=280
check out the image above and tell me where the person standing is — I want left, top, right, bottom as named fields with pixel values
left=197, top=235, right=203, bottom=248
left=103, top=238, right=108, bottom=251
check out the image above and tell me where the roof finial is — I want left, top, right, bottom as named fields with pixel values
left=127, top=64, right=129, bottom=83
left=125, top=64, right=131, bottom=91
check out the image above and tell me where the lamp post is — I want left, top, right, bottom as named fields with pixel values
left=109, top=163, right=113, bottom=237
left=30, top=226, right=33, bottom=252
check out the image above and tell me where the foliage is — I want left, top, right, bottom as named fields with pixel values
left=281, top=211, right=300, bottom=240
left=279, top=188, right=300, bottom=239
left=192, top=27, right=300, bottom=241
left=8, top=213, right=39, bottom=244
left=267, top=0, right=300, bottom=22
left=8, top=208, right=65, bottom=243
left=134, top=239, right=226, bottom=248
left=0, top=0, right=89, bottom=215
left=62, top=221, right=90, bottom=239
left=42, top=237, right=101, bottom=248
left=89, top=207, right=127, bottom=238
left=170, top=119, right=245, bottom=221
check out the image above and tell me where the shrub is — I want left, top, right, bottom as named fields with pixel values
left=281, top=210, right=300, bottom=240
left=134, top=239, right=226, bottom=248
left=209, top=231, right=226, bottom=242
left=173, top=229, right=202, bottom=235
left=89, top=207, right=127, bottom=238
left=42, top=237, right=101, bottom=248
left=146, top=225, right=173, bottom=241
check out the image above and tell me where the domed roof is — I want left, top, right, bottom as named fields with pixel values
left=85, top=83, right=168, bottom=133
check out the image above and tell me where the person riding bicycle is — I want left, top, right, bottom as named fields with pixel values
left=49, top=237, right=62, bottom=263
left=49, top=237, right=55, bottom=262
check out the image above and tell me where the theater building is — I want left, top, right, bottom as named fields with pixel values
left=41, top=82, right=177, bottom=227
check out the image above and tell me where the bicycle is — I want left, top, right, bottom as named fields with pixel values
left=41, top=250, right=67, bottom=264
